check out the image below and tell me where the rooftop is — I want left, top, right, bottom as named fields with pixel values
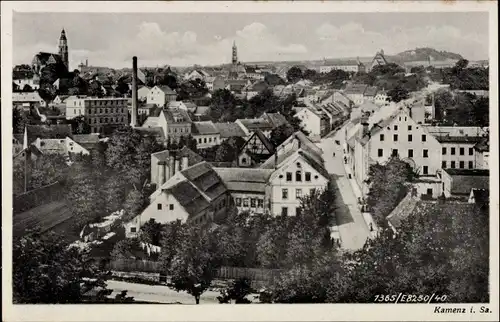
left=213, top=122, right=247, bottom=138
left=214, top=168, right=273, bottom=193
left=191, top=121, right=219, bottom=135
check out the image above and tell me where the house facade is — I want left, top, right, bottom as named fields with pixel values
left=147, top=85, right=177, bottom=107
left=191, top=121, right=221, bottom=149
left=237, top=130, right=275, bottom=167
left=295, top=106, right=330, bottom=137
left=65, top=97, right=128, bottom=133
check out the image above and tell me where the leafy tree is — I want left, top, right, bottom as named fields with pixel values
left=30, top=154, right=69, bottom=189
left=209, top=89, right=238, bottom=121
left=13, top=230, right=109, bottom=303
left=68, top=115, right=91, bottom=134
left=387, top=84, right=409, bottom=103
left=159, top=220, right=186, bottom=275
left=140, top=219, right=164, bottom=246
left=303, top=69, right=318, bottom=81
left=269, top=124, right=294, bottom=147
left=214, top=136, right=245, bottom=162
left=218, top=277, right=253, bottom=303
left=38, top=84, right=57, bottom=105
left=13, top=107, right=28, bottom=134
left=88, top=81, right=105, bottom=98
left=65, top=162, right=104, bottom=230
left=103, top=176, right=126, bottom=214
left=110, top=238, right=141, bottom=260
left=322, top=69, right=351, bottom=88
left=170, top=225, right=219, bottom=304
left=286, top=66, right=303, bottom=83
left=365, top=157, right=414, bottom=226
left=256, top=215, right=291, bottom=269
left=123, top=189, right=147, bottom=222
left=115, top=80, right=130, bottom=96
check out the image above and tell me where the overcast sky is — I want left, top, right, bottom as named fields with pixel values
left=13, top=12, right=489, bottom=70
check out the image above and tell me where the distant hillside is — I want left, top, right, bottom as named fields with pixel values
left=389, top=47, right=464, bottom=63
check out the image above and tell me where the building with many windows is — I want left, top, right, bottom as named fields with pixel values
left=191, top=121, right=221, bottom=149
left=65, top=97, right=128, bottom=133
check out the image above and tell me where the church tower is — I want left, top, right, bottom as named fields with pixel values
left=59, top=29, right=69, bottom=70
left=232, top=41, right=238, bottom=65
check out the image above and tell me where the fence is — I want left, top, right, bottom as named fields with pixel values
left=13, top=181, right=64, bottom=214
left=107, top=259, right=284, bottom=289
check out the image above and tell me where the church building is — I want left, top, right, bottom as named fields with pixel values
left=32, top=29, right=69, bottom=74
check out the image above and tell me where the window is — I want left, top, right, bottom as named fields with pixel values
left=459, top=147, right=465, bottom=156
left=408, top=134, right=412, bottom=142
left=157, top=203, right=162, bottom=210
left=378, top=149, right=383, bottom=157
left=286, top=172, right=292, bottom=182
left=130, top=227, right=137, bottom=233
left=243, top=198, right=249, bottom=207
left=392, top=149, right=398, bottom=157
left=236, top=198, right=242, bottom=206
left=442, top=147, right=447, bottom=155
left=209, top=138, right=212, bottom=143
left=451, top=161, right=456, bottom=168
left=423, top=149, right=428, bottom=158
left=257, top=199, right=264, bottom=208
left=296, top=171, right=302, bottom=182
left=169, top=204, right=174, bottom=210
left=296, top=189, right=302, bottom=198
left=408, top=125, right=412, bottom=131
left=408, top=149, right=413, bottom=158
left=423, top=166, right=428, bottom=175
left=380, top=134, right=385, bottom=141
left=393, top=134, right=398, bottom=141
left=198, top=138, right=202, bottom=143
left=422, top=134, right=427, bottom=142
left=469, top=148, right=474, bottom=156
left=305, top=172, right=311, bottom=182
left=204, top=138, right=207, bottom=143
left=468, top=161, right=474, bottom=169
left=394, top=125, right=398, bottom=130
left=459, top=161, right=465, bottom=169
left=250, top=198, right=256, bottom=208
left=451, top=147, right=456, bottom=155
left=282, top=189, right=288, bottom=200
left=426, top=188, right=433, bottom=195
left=442, top=161, right=447, bottom=168
left=281, top=207, right=288, bottom=216
left=241, top=158, right=247, bottom=164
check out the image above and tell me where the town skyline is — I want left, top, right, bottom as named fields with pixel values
left=14, top=12, right=489, bottom=70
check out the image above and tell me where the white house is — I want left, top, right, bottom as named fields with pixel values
left=184, top=69, right=211, bottom=81
left=146, top=85, right=177, bottom=107
left=138, top=86, right=151, bottom=101
left=32, top=136, right=90, bottom=159
left=295, top=105, right=330, bottom=137
left=191, top=121, right=221, bottom=149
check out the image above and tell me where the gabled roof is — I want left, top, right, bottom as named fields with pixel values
left=72, top=134, right=100, bottom=144
left=241, top=130, right=275, bottom=155
left=26, top=124, right=72, bottom=144
left=214, top=168, right=273, bottom=193
left=155, top=85, right=176, bottom=95
left=152, top=146, right=203, bottom=166
left=167, top=181, right=211, bottom=215
left=191, top=121, right=219, bottom=135
left=12, top=92, right=43, bottom=103
left=443, top=169, right=490, bottom=195
left=163, top=108, right=192, bottom=124
left=344, top=84, right=368, bottom=95
left=237, top=118, right=274, bottom=132
left=364, top=86, right=378, bottom=97
left=260, top=112, right=288, bottom=128
left=33, top=52, right=63, bottom=65
left=180, top=162, right=228, bottom=201
left=213, top=122, right=247, bottom=138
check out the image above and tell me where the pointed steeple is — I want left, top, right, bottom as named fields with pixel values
left=60, top=28, right=67, bottom=40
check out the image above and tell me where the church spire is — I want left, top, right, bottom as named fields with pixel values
left=232, top=40, right=238, bottom=65
left=58, top=28, right=69, bottom=71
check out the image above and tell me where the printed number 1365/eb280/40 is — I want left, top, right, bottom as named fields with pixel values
left=374, top=293, right=448, bottom=303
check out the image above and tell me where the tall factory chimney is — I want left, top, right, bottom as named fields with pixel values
left=130, top=56, right=139, bottom=127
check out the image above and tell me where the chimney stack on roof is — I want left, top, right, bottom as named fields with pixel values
left=130, top=56, right=139, bottom=128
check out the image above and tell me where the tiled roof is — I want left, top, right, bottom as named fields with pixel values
left=214, top=168, right=273, bottom=193
left=386, top=190, right=419, bottom=230
left=72, top=134, right=100, bottom=144
left=213, top=122, right=247, bottom=138
left=181, top=162, right=228, bottom=201
left=192, top=121, right=219, bottom=135
left=364, top=86, right=378, bottom=97
left=253, top=130, right=275, bottom=153
left=261, top=112, right=288, bottom=128
left=134, top=127, right=165, bottom=141
left=237, top=118, right=274, bottom=131
left=167, top=181, right=211, bottom=215
left=443, top=169, right=490, bottom=195
left=26, top=124, right=72, bottom=144
left=248, top=81, right=268, bottom=92
left=12, top=92, right=43, bottom=102
left=33, top=52, right=63, bottom=65
left=152, top=146, right=203, bottom=166
left=36, top=139, right=69, bottom=154
left=157, top=86, right=176, bottom=95
left=163, top=108, right=192, bottom=124
left=344, top=84, right=368, bottom=95
left=194, top=105, right=211, bottom=116
left=298, top=150, right=330, bottom=180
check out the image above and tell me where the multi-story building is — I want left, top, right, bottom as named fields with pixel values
left=141, top=108, right=192, bottom=144
left=295, top=105, right=330, bottom=137
left=12, top=92, right=45, bottom=110
left=346, top=104, right=441, bottom=195
left=146, top=85, right=177, bottom=107
left=191, top=121, right=221, bottom=149
left=343, top=84, right=369, bottom=106
left=125, top=161, right=231, bottom=237
left=65, top=97, right=128, bottom=133
left=214, top=168, right=273, bottom=215
left=237, top=130, right=275, bottom=167
left=424, top=126, right=488, bottom=170
left=319, top=60, right=366, bottom=74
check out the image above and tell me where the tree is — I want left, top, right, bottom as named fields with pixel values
left=218, top=277, right=252, bottom=303
left=88, top=81, right=105, bottom=98
left=30, top=154, right=69, bottom=189
left=13, top=230, right=108, bottom=303
left=65, top=163, right=104, bottom=230
left=269, top=124, right=294, bottom=147
left=110, top=238, right=141, bottom=260
left=303, top=69, right=318, bottom=81
left=286, top=66, right=303, bottom=83
left=140, top=219, right=164, bottom=246
left=123, top=189, right=147, bottom=222
left=387, top=84, right=409, bottom=103
left=38, top=84, right=57, bottom=105
left=103, top=176, right=126, bottom=214
left=170, top=225, right=219, bottom=304
left=159, top=220, right=186, bottom=275
left=13, top=107, right=28, bottom=134
left=214, top=136, right=245, bottom=162
left=256, top=215, right=291, bottom=268
left=116, top=80, right=130, bottom=96
left=68, top=115, right=91, bottom=134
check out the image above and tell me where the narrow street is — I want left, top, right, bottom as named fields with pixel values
left=319, top=124, right=371, bottom=251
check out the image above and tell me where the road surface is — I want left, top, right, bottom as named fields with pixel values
left=106, top=280, right=221, bottom=304
left=319, top=124, right=371, bottom=251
